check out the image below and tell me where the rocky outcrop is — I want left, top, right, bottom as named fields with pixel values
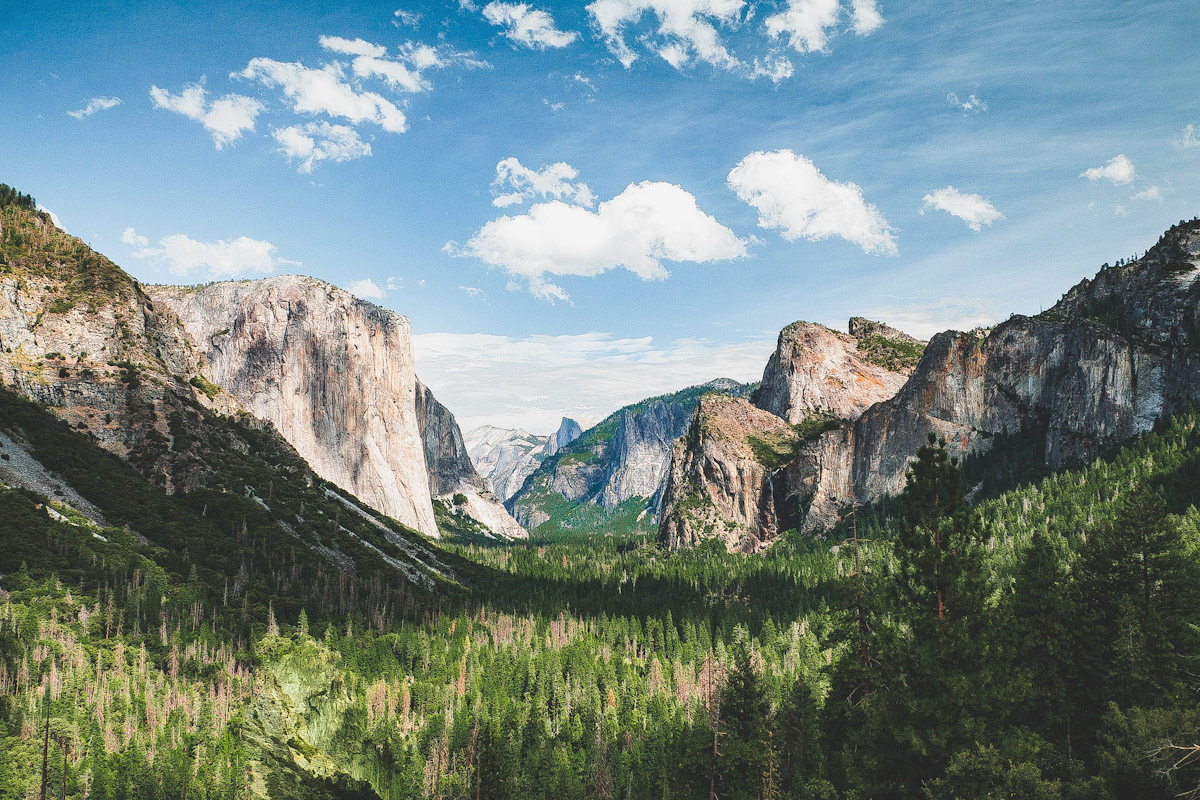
left=752, top=321, right=918, bottom=425
left=415, top=381, right=526, bottom=539
left=543, top=417, right=583, bottom=456
left=658, top=395, right=800, bottom=552
left=508, top=378, right=751, bottom=534
left=784, top=220, right=1200, bottom=534
left=150, top=277, right=440, bottom=537
left=464, top=425, right=548, bottom=501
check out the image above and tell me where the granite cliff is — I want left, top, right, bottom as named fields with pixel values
left=660, top=219, right=1200, bottom=548
left=464, top=425, right=549, bottom=501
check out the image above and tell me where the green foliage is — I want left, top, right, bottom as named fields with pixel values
left=747, top=431, right=800, bottom=469
left=188, top=374, right=221, bottom=399
left=856, top=333, right=927, bottom=371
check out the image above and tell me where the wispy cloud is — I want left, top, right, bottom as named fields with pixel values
left=1176, top=124, right=1200, bottom=149
left=273, top=122, right=372, bottom=172
left=1080, top=154, right=1136, bottom=185
left=947, top=91, right=986, bottom=113
left=150, top=83, right=262, bottom=148
left=1132, top=185, right=1163, bottom=202
left=413, top=331, right=775, bottom=432
left=67, top=96, right=122, bottom=119
left=449, top=180, right=747, bottom=301
left=491, top=157, right=595, bottom=207
left=482, top=2, right=579, bottom=49
left=920, top=186, right=1004, bottom=231
left=728, top=149, right=897, bottom=255
left=123, top=227, right=299, bottom=279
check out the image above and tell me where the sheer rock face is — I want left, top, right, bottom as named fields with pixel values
left=792, top=221, right=1200, bottom=532
left=463, top=425, right=548, bottom=502
left=751, top=321, right=915, bottom=425
left=150, top=277, right=440, bottom=537
left=597, top=398, right=696, bottom=513
left=543, top=417, right=583, bottom=457
left=415, top=381, right=526, bottom=539
left=659, top=395, right=799, bottom=552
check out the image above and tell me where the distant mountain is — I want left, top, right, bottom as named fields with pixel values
left=506, top=378, right=753, bottom=536
left=465, top=417, right=583, bottom=503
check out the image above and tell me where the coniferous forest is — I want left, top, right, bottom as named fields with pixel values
left=6, top=366, right=1200, bottom=798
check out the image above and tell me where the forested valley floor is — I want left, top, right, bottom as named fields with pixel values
left=6, top=392, right=1200, bottom=798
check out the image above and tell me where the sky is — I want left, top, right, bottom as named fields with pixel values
left=3, top=0, right=1199, bottom=433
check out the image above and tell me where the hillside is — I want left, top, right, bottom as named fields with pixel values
left=506, top=378, right=753, bottom=537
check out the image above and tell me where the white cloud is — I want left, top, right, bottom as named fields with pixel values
left=1176, top=124, right=1200, bottom=149
left=317, top=36, right=487, bottom=94
left=586, top=0, right=745, bottom=71
left=849, top=0, right=883, bottom=34
left=1080, top=154, right=1136, bottom=186
left=413, top=331, right=776, bottom=432
left=482, top=2, right=579, bottom=49
left=947, top=91, right=987, bottom=113
left=120, top=227, right=148, bottom=247
left=150, top=83, right=263, bottom=148
left=125, top=228, right=298, bottom=279
left=751, top=54, right=795, bottom=83
left=393, top=8, right=421, bottom=27
left=861, top=300, right=998, bottom=341
left=543, top=98, right=566, bottom=111
left=728, top=149, right=897, bottom=255
left=449, top=180, right=747, bottom=301
left=1133, top=185, right=1163, bottom=202
left=765, top=0, right=840, bottom=53
left=238, top=58, right=408, bottom=132
left=491, top=157, right=595, bottom=207
left=67, top=96, right=122, bottom=119
left=386, top=276, right=405, bottom=290
left=459, top=285, right=487, bottom=300
left=273, top=122, right=372, bottom=172
left=345, top=278, right=385, bottom=299
left=920, top=186, right=1004, bottom=231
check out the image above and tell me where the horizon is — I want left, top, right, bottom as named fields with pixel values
left=4, top=0, right=1198, bottom=432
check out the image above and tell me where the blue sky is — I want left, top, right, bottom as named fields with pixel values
left=3, top=0, right=1199, bottom=432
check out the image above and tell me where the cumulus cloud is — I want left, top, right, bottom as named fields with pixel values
left=120, top=227, right=148, bottom=247
left=920, top=187, right=1004, bottom=231
left=728, top=149, right=897, bottom=255
left=491, top=157, right=595, bottom=207
left=1176, top=124, right=1200, bottom=149
left=238, top=58, right=408, bottom=132
left=67, top=96, right=122, bottom=119
left=318, top=36, right=487, bottom=94
left=765, top=0, right=882, bottom=54
left=1133, top=185, right=1163, bottom=202
left=124, top=228, right=299, bottom=279
left=482, top=2, right=579, bottom=49
left=947, top=91, right=987, bottom=113
left=413, top=331, right=776, bottom=432
left=586, top=0, right=745, bottom=71
left=849, top=0, right=883, bottom=34
left=1080, top=154, right=1136, bottom=186
left=449, top=180, right=747, bottom=301
left=345, top=278, right=385, bottom=299
left=273, top=122, right=372, bottom=172
left=150, top=83, right=263, bottom=148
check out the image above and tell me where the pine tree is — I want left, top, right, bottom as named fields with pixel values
left=716, top=631, right=770, bottom=800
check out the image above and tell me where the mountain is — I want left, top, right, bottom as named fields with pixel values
left=148, top=278, right=522, bottom=540
left=507, top=378, right=753, bottom=536
left=414, top=380, right=526, bottom=539
left=543, top=416, right=584, bottom=456
left=464, top=425, right=549, bottom=501
left=0, top=190, right=464, bottom=597
left=658, top=320, right=919, bottom=550
left=660, top=219, right=1200, bottom=549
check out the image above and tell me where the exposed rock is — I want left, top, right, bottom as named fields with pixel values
left=150, top=277, right=440, bottom=537
left=543, top=417, right=583, bottom=456
left=508, top=378, right=751, bottom=534
left=464, top=425, right=549, bottom=501
left=658, top=395, right=800, bottom=552
left=791, top=219, right=1200, bottom=532
left=415, top=381, right=526, bottom=539
left=752, top=321, right=916, bottom=425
